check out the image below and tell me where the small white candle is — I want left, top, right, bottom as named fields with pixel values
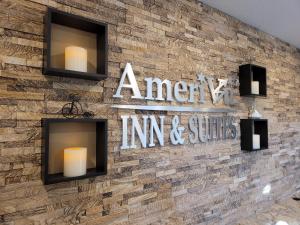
left=253, top=134, right=260, bottom=150
left=251, top=81, right=259, bottom=94
left=63, top=147, right=87, bottom=177
left=65, top=46, right=87, bottom=72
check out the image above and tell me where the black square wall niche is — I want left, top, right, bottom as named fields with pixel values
left=42, top=118, right=107, bottom=185
left=43, top=7, right=108, bottom=81
left=240, top=119, right=268, bottom=151
left=239, top=64, right=267, bottom=97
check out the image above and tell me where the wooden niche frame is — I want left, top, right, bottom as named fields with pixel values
left=240, top=119, right=268, bottom=151
left=239, top=64, right=267, bottom=97
left=43, top=7, right=108, bottom=81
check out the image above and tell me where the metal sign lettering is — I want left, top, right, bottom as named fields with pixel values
left=113, top=63, right=237, bottom=106
left=113, top=63, right=238, bottom=150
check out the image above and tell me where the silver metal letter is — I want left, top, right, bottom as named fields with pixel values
left=228, top=117, right=237, bottom=139
left=209, top=117, right=217, bottom=141
left=174, top=81, right=188, bottom=102
left=216, top=117, right=222, bottom=140
left=188, top=115, right=198, bottom=144
left=223, top=88, right=236, bottom=106
left=130, top=115, right=148, bottom=149
left=197, top=73, right=207, bottom=104
left=206, top=77, right=228, bottom=104
left=149, top=115, right=165, bottom=147
left=121, top=115, right=130, bottom=149
left=144, top=77, right=173, bottom=101
left=222, top=117, right=229, bottom=139
left=188, top=83, right=198, bottom=103
left=198, top=116, right=209, bottom=143
left=170, top=116, right=185, bottom=145
left=113, top=63, right=143, bottom=99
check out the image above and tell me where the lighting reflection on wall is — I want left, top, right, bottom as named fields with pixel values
left=276, top=221, right=289, bottom=225
left=262, top=184, right=271, bottom=195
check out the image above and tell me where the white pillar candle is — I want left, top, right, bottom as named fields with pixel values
left=253, top=134, right=260, bottom=150
left=251, top=81, right=259, bottom=94
left=63, top=147, right=87, bottom=177
left=65, top=46, right=87, bottom=72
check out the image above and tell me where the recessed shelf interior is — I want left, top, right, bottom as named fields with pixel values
left=48, top=122, right=97, bottom=174
left=43, top=119, right=107, bottom=184
left=50, top=24, right=97, bottom=73
left=253, top=120, right=268, bottom=150
left=252, top=66, right=267, bottom=96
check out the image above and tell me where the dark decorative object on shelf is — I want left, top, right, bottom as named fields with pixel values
left=240, top=119, right=268, bottom=151
left=62, top=94, right=94, bottom=118
left=43, top=7, right=108, bottom=81
left=82, top=111, right=95, bottom=118
left=42, top=118, right=107, bottom=184
left=239, top=64, right=267, bottom=97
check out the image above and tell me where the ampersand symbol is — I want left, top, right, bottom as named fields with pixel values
left=170, top=115, right=185, bottom=145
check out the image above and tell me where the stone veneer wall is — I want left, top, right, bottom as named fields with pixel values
left=0, top=0, right=300, bottom=224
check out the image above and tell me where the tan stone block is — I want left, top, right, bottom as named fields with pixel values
left=0, top=177, right=4, bottom=186
left=112, top=160, right=140, bottom=169
left=156, top=169, right=176, bottom=177
left=16, top=112, right=43, bottom=121
left=26, top=59, right=42, bottom=68
left=0, top=90, right=44, bottom=101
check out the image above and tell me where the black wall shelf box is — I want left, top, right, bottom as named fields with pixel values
left=240, top=119, right=268, bottom=151
left=42, top=118, right=107, bottom=185
left=239, top=64, right=267, bottom=97
left=43, top=8, right=108, bottom=81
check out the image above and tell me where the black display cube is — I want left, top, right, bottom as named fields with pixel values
left=42, top=118, right=107, bottom=184
left=43, top=7, right=108, bottom=81
left=240, top=119, right=268, bottom=151
left=239, top=64, right=267, bottom=97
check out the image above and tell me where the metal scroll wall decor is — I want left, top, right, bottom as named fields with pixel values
left=112, top=63, right=239, bottom=150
